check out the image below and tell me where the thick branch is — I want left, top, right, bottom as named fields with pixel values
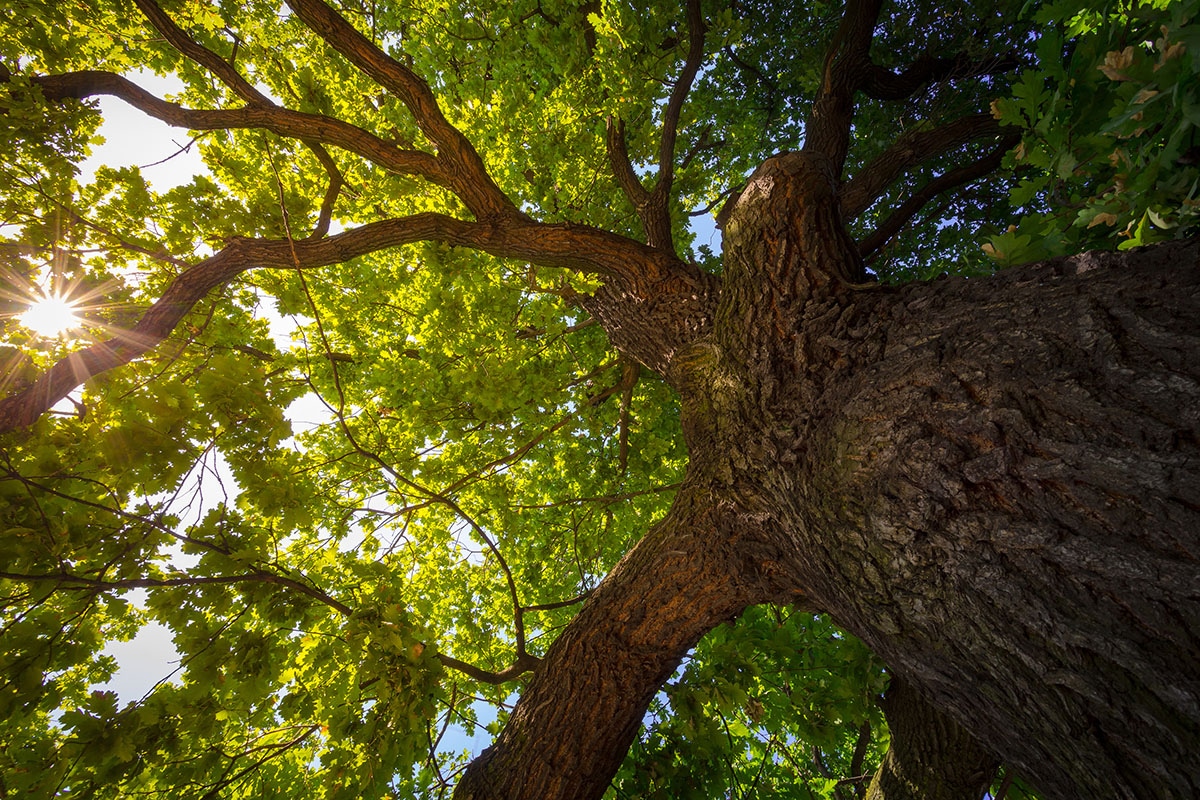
left=282, top=0, right=517, bottom=218
left=604, top=116, right=653, bottom=212
left=603, top=117, right=672, bottom=252
left=803, top=0, right=884, bottom=175
left=0, top=213, right=705, bottom=432
left=858, top=133, right=1018, bottom=259
left=840, top=113, right=1009, bottom=220
left=454, top=479, right=796, bottom=800
left=865, top=678, right=998, bottom=800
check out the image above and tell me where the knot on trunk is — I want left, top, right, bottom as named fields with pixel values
left=723, top=151, right=863, bottom=290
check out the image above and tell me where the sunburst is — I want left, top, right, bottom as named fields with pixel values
left=19, top=290, right=81, bottom=337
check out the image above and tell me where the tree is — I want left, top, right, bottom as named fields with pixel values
left=1, top=0, right=1197, bottom=798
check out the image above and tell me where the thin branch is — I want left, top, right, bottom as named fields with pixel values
left=30, top=71, right=445, bottom=183
left=813, top=745, right=837, bottom=778
left=616, top=360, right=639, bottom=476
left=0, top=569, right=355, bottom=616
left=840, top=113, right=1009, bottom=219
left=522, top=590, right=592, bottom=613
left=438, top=362, right=622, bottom=497
left=993, top=768, right=1015, bottom=800
left=857, top=133, right=1018, bottom=259
left=195, top=725, right=321, bottom=800
left=437, top=651, right=541, bottom=685
left=508, top=482, right=681, bottom=510
left=861, top=52, right=1019, bottom=101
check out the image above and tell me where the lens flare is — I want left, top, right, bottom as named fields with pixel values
left=19, top=292, right=81, bottom=337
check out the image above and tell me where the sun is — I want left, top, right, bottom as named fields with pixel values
left=19, top=292, right=81, bottom=337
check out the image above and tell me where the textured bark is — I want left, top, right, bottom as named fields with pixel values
left=453, top=481, right=803, bottom=800
left=776, top=237, right=1200, bottom=800
left=865, top=678, right=998, bottom=800
left=455, top=152, right=1200, bottom=800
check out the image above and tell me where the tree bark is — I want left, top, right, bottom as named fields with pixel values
left=453, top=481, right=803, bottom=800
left=865, top=678, right=998, bottom=800
left=772, top=238, right=1200, bottom=800
left=456, top=151, right=1200, bottom=800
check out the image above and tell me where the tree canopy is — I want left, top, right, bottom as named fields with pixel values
left=1, top=0, right=1197, bottom=798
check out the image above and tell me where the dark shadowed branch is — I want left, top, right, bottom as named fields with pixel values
left=803, top=0, right=884, bottom=174
left=857, top=133, right=1019, bottom=259
left=861, top=52, right=1019, bottom=101
left=840, top=113, right=1010, bottom=220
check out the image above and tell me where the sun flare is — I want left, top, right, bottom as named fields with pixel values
left=19, top=293, right=81, bottom=337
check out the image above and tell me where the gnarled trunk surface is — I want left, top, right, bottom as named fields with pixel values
left=457, top=153, right=1200, bottom=800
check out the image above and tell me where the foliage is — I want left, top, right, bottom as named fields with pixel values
left=0, top=0, right=1190, bottom=796
left=985, top=0, right=1200, bottom=264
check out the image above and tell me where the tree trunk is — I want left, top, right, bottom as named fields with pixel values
left=865, top=678, right=998, bottom=800
left=456, top=152, right=1200, bottom=800
left=453, top=482, right=803, bottom=800
left=776, top=239, right=1200, bottom=800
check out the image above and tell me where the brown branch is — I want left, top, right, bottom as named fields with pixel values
left=30, top=71, right=445, bottom=184
left=840, top=113, right=1009, bottom=221
left=303, top=140, right=344, bottom=238
left=857, top=133, right=1018, bottom=259
left=803, top=0, right=884, bottom=174
left=133, top=0, right=273, bottom=106
left=849, top=721, right=872, bottom=798
left=522, top=590, right=592, bottom=613
left=282, top=0, right=517, bottom=219
left=603, top=0, right=704, bottom=254
left=605, top=115, right=653, bottom=211
left=602, top=117, right=672, bottom=252
left=861, top=52, right=1019, bottom=101
left=0, top=210, right=685, bottom=433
